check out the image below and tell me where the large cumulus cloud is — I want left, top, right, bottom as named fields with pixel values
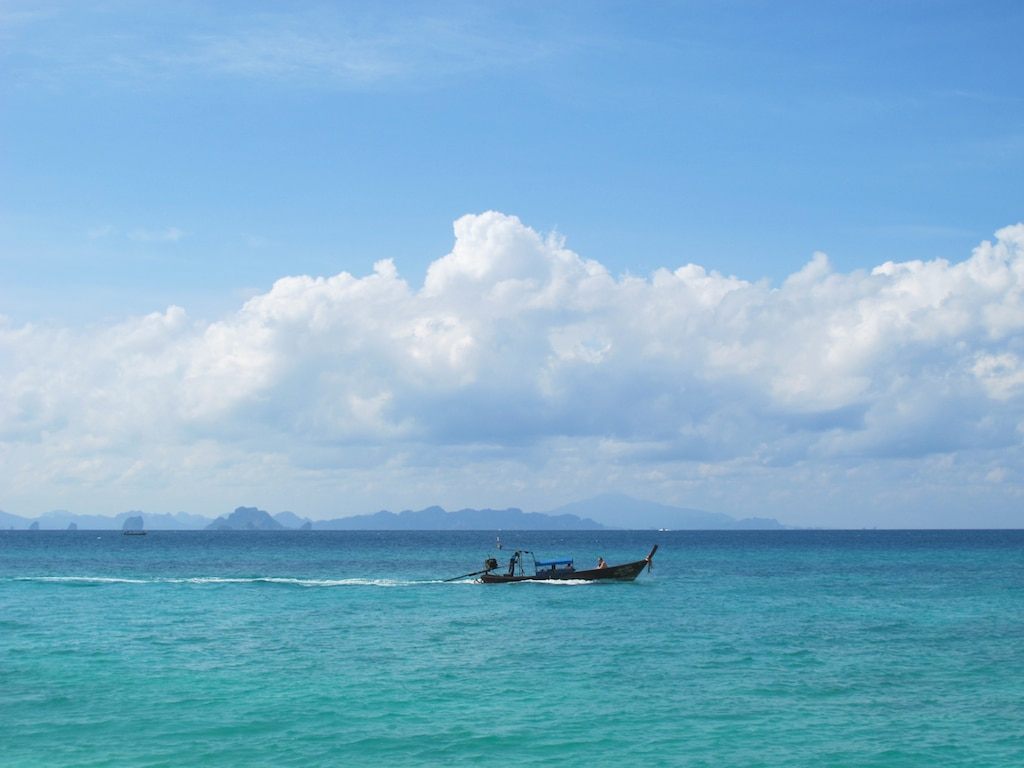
left=2, top=212, right=1023, bottom=524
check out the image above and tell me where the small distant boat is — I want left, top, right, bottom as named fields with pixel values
left=122, top=530, right=147, bottom=536
left=448, top=545, right=657, bottom=583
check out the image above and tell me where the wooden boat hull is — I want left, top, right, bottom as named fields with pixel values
left=480, top=546, right=657, bottom=583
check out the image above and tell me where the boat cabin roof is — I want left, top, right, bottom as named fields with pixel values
left=535, top=558, right=574, bottom=567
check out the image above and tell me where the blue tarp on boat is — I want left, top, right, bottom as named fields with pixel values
left=535, top=558, right=574, bottom=567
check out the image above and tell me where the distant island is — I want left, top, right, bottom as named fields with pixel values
left=539, top=492, right=784, bottom=531
left=0, top=494, right=784, bottom=531
left=311, top=505, right=604, bottom=531
left=198, top=504, right=601, bottom=531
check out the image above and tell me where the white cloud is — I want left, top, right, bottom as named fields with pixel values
left=2, top=213, right=1024, bottom=525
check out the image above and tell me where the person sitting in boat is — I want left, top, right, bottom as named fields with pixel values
left=597, top=557, right=607, bottom=569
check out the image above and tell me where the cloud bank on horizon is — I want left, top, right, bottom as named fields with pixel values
left=3, top=212, right=1024, bottom=527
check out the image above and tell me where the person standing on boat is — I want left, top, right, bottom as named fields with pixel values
left=597, top=557, right=607, bottom=569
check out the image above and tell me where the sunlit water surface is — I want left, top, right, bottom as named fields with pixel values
left=2, top=530, right=1022, bottom=767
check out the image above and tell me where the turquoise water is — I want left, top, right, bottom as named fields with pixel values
left=1, top=530, right=1022, bottom=767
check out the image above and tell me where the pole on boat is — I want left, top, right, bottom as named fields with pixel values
left=646, top=544, right=659, bottom=573
left=444, top=556, right=499, bottom=582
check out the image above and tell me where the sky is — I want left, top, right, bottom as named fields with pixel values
left=1, top=1, right=1023, bottom=527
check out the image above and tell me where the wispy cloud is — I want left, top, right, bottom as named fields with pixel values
left=87, top=224, right=115, bottom=240
left=243, top=233, right=271, bottom=249
left=0, top=4, right=56, bottom=36
left=127, top=226, right=185, bottom=243
left=4, top=5, right=568, bottom=90
left=871, top=223, right=980, bottom=239
left=86, top=225, right=186, bottom=243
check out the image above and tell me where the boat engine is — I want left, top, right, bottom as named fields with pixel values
left=484, top=558, right=498, bottom=571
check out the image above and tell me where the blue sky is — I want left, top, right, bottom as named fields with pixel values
left=2, top=2, right=1023, bottom=526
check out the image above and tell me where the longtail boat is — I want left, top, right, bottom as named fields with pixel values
left=446, top=545, right=658, bottom=583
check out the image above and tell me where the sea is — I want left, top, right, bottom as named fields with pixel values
left=1, top=529, right=1022, bottom=767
